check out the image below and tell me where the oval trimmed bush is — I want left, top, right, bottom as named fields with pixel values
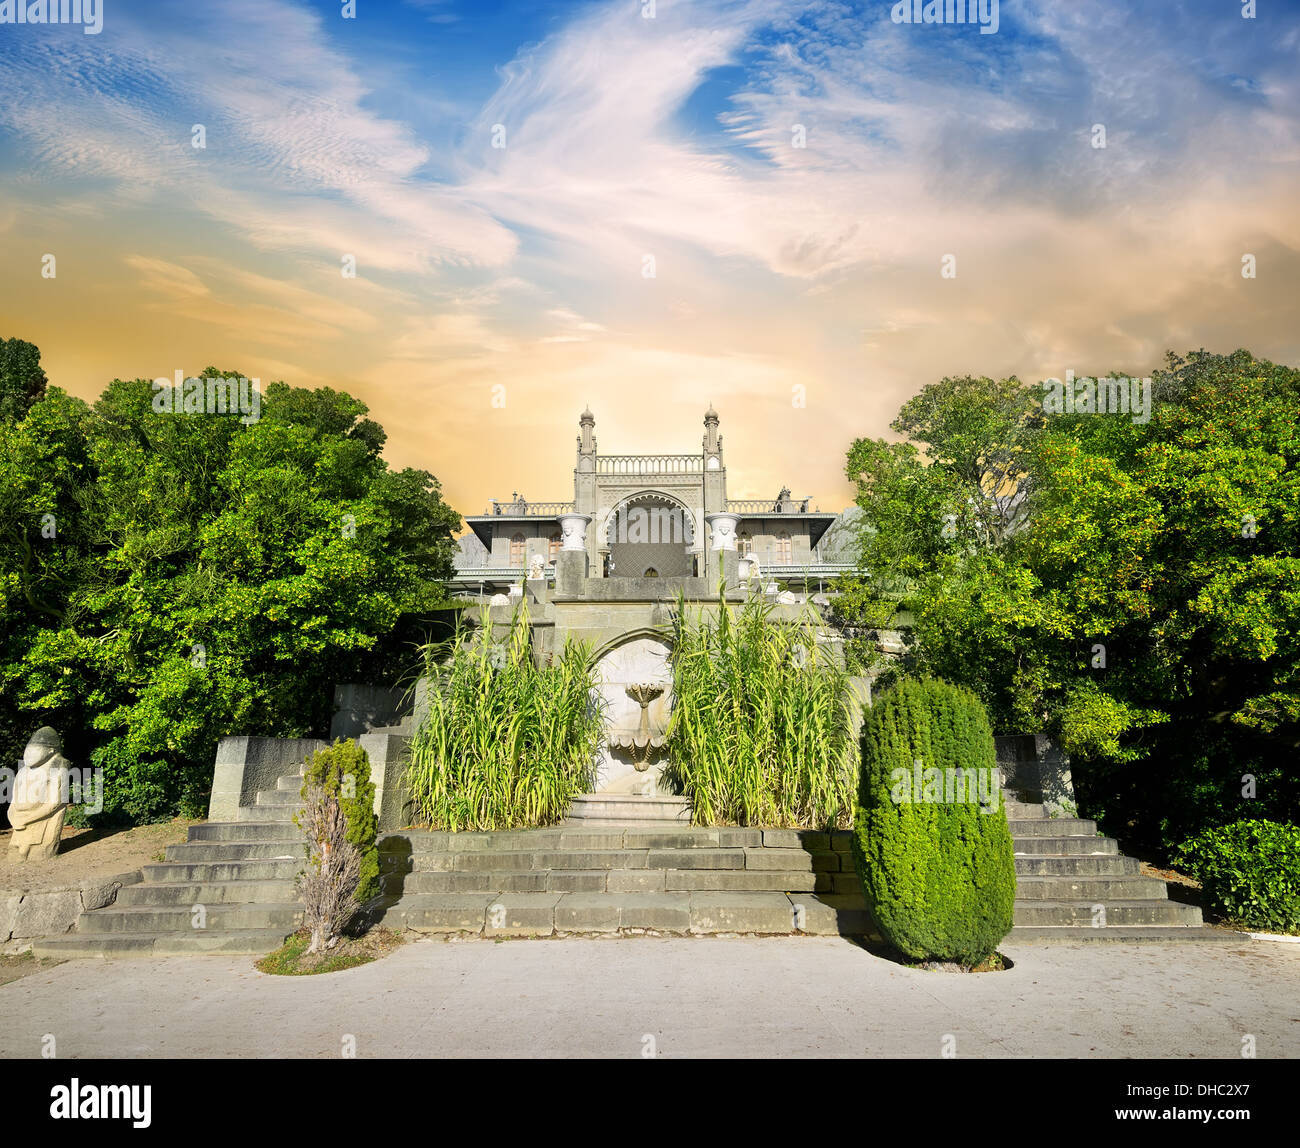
left=1175, top=819, right=1300, bottom=933
left=852, top=677, right=1016, bottom=965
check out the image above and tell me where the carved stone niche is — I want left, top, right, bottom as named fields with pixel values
left=592, top=636, right=673, bottom=796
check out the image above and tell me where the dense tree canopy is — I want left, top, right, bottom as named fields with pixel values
left=839, top=350, right=1300, bottom=856
left=1, top=352, right=460, bottom=822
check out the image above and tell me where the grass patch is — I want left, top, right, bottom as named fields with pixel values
left=0, top=950, right=66, bottom=986
left=255, top=927, right=406, bottom=976
left=912, top=951, right=1010, bottom=973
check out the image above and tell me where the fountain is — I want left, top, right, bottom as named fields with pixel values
left=612, top=682, right=667, bottom=771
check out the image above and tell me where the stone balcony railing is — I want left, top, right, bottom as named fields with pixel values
left=596, top=454, right=705, bottom=475
left=483, top=501, right=575, bottom=517
left=726, top=498, right=814, bottom=514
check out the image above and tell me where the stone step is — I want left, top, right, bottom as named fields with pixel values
left=116, top=880, right=300, bottom=906
left=1009, top=925, right=1242, bottom=943
left=1014, top=875, right=1168, bottom=900
left=1003, top=801, right=1047, bottom=820
left=165, top=841, right=309, bottom=863
left=381, top=846, right=846, bottom=875
left=385, top=867, right=824, bottom=896
left=1012, top=836, right=1119, bottom=856
left=378, top=827, right=795, bottom=853
left=32, top=928, right=292, bottom=958
left=1007, top=818, right=1098, bottom=837
left=188, top=821, right=304, bottom=842
left=1014, top=855, right=1138, bottom=876
left=276, top=774, right=307, bottom=792
left=380, top=890, right=874, bottom=937
left=567, top=794, right=692, bottom=824
left=256, top=789, right=304, bottom=807
left=1013, top=900, right=1204, bottom=927
left=142, top=859, right=303, bottom=883
left=76, top=902, right=304, bottom=935
left=236, top=804, right=302, bottom=823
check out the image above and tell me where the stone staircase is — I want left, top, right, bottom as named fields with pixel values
left=34, top=768, right=308, bottom=958
left=376, top=825, right=871, bottom=937
left=1003, top=794, right=1234, bottom=940
left=34, top=772, right=1236, bottom=956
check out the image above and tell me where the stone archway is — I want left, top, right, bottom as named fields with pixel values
left=591, top=632, right=674, bottom=795
left=605, top=492, right=696, bottom=579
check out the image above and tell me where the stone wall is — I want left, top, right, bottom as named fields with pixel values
left=208, top=736, right=328, bottom=822
left=1, top=872, right=140, bottom=954
left=995, top=733, right=1075, bottom=816
left=330, top=683, right=411, bottom=740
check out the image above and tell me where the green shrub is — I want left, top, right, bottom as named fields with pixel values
left=1175, top=819, right=1300, bottom=933
left=298, top=739, right=379, bottom=904
left=407, top=601, right=603, bottom=831
left=664, top=589, right=856, bottom=828
left=853, top=677, right=1016, bottom=965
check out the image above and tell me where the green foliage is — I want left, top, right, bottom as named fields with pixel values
left=1055, top=680, right=1166, bottom=763
left=0, top=337, right=48, bottom=423
left=298, top=739, right=380, bottom=903
left=664, top=589, right=856, bottom=828
left=0, top=351, right=461, bottom=823
left=407, top=601, right=603, bottom=831
left=853, top=678, right=1016, bottom=965
left=842, top=351, right=1300, bottom=859
left=1175, top=820, right=1300, bottom=933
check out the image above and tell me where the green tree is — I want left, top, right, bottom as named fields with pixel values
left=840, top=351, right=1300, bottom=857
left=1, top=362, right=461, bottom=823
left=0, top=337, right=48, bottom=423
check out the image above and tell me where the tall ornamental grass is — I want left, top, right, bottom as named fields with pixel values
left=663, top=590, right=856, bottom=828
left=406, top=602, right=603, bottom=831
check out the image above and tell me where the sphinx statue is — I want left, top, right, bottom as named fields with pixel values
left=8, top=727, right=71, bottom=862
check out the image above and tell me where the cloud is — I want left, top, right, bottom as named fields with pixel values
left=0, top=0, right=516, bottom=272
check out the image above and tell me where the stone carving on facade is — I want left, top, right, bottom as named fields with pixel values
left=528, top=553, right=546, bottom=581
left=9, top=727, right=71, bottom=862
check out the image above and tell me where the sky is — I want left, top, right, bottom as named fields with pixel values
left=1, top=0, right=1298, bottom=521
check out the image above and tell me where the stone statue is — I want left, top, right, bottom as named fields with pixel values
left=528, top=553, right=546, bottom=581
left=9, top=727, right=71, bottom=862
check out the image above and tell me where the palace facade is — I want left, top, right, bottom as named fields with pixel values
left=450, top=406, right=854, bottom=597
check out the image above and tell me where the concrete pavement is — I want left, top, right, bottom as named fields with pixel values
left=2, top=934, right=1297, bottom=1058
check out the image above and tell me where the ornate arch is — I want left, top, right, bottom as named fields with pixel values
left=602, top=489, right=697, bottom=547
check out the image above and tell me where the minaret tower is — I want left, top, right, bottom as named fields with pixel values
left=574, top=406, right=598, bottom=568
left=702, top=405, right=728, bottom=581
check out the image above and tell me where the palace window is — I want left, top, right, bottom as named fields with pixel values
left=775, top=531, right=791, bottom=563
left=549, top=532, right=561, bottom=561
left=738, top=532, right=752, bottom=556
left=510, top=533, right=525, bottom=566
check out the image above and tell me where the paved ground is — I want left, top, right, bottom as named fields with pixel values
left=2, top=935, right=1298, bottom=1058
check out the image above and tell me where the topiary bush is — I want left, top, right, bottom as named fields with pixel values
left=1175, top=819, right=1300, bottom=933
left=853, top=677, right=1016, bottom=965
left=298, top=739, right=379, bottom=905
